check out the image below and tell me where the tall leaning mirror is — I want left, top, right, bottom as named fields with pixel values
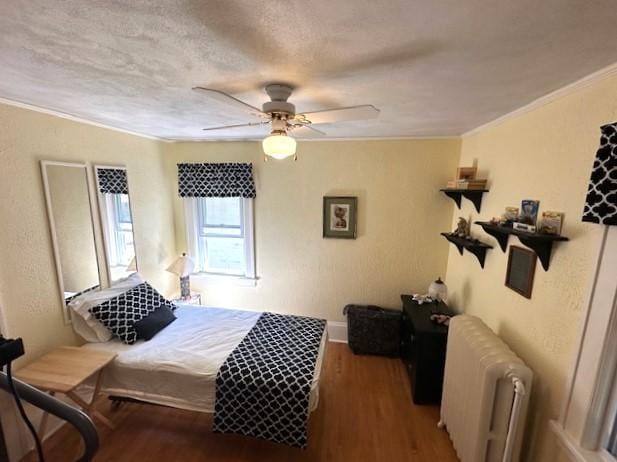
left=94, top=165, right=138, bottom=284
left=41, top=161, right=101, bottom=322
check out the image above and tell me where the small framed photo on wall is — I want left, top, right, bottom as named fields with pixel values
left=323, top=196, right=357, bottom=239
left=505, top=246, right=536, bottom=298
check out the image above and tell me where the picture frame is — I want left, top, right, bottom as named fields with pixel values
left=323, top=196, right=357, bottom=239
left=505, top=246, right=536, bottom=298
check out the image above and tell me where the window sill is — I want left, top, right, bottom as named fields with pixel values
left=192, top=273, right=258, bottom=287
left=551, top=421, right=616, bottom=462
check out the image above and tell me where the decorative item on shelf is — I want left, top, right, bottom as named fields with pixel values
left=428, top=277, right=448, bottom=302
left=502, top=206, right=519, bottom=225
left=166, top=253, right=195, bottom=299
left=505, top=246, right=536, bottom=298
left=456, top=166, right=477, bottom=180
left=323, top=196, right=357, bottom=239
left=444, top=166, right=487, bottom=190
left=519, top=199, right=539, bottom=225
left=513, top=222, right=536, bottom=233
left=454, top=217, right=469, bottom=238
left=445, top=179, right=488, bottom=190
left=539, top=211, right=564, bottom=235
left=441, top=164, right=488, bottom=212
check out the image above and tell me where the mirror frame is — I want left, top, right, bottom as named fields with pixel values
left=93, top=164, right=139, bottom=286
left=40, top=160, right=103, bottom=324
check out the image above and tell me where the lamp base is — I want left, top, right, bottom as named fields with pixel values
left=180, top=276, right=190, bottom=299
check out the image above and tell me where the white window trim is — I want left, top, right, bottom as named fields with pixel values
left=552, top=225, right=617, bottom=461
left=183, top=197, right=256, bottom=285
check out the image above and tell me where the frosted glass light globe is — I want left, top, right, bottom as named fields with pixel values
left=262, top=134, right=296, bottom=160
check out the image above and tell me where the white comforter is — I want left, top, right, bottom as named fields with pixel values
left=83, top=305, right=326, bottom=413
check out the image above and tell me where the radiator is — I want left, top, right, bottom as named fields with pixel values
left=438, top=315, right=533, bottom=462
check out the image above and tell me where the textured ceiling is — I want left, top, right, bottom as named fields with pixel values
left=2, top=0, right=617, bottom=140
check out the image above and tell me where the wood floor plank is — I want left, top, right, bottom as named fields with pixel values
left=23, top=343, right=459, bottom=462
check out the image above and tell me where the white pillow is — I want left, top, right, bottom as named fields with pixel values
left=69, top=273, right=145, bottom=342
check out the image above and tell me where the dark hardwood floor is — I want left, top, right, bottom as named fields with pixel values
left=24, top=342, right=458, bottom=461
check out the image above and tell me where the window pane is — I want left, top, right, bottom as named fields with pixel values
left=203, top=226, right=242, bottom=237
left=204, top=236, right=245, bottom=274
left=203, top=197, right=241, bottom=226
left=115, top=195, right=132, bottom=223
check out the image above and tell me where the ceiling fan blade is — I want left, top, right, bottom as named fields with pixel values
left=202, top=122, right=269, bottom=131
left=193, top=87, right=266, bottom=118
left=298, top=105, right=380, bottom=125
left=289, top=125, right=326, bottom=138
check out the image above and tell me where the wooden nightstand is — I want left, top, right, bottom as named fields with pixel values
left=15, top=346, right=117, bottom=437
left=400, top=295, right=455, bottom=404
left=172, top=293, right=201, bottom=305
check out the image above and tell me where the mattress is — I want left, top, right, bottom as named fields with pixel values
left=83, top=305, right=327, bottom=413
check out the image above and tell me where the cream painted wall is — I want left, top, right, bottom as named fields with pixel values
left=0, top=102, right=177, bottom=367
left=164, top=139, right=460, bottom=321
left=444, top=74, right=617, bottom=461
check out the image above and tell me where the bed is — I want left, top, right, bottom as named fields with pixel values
left=82, top=304, right=328, bottom=416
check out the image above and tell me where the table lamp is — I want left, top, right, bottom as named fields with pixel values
left=166, top=253, right=195, bottom=299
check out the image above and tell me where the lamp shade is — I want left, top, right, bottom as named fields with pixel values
left=428, top=277, right=448, bottom=302
left=262, top=133, right=296, bottom=160
left=166, top=253, right=195, bottom=277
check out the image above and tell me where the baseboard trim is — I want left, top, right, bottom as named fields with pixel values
left=327, top=321, right=348, bottom=343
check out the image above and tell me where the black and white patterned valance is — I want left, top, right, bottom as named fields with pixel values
left=97, top=168, right=128, bottom=195
left=178, top=163, right=256, bottom=198
left=582, top=123, right=617, bottom=226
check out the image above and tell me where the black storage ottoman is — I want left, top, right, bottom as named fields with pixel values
left=344, top=304, right=402, bottom=357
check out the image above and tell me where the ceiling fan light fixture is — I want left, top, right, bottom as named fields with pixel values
left=262, top=131, right=296, bottom=160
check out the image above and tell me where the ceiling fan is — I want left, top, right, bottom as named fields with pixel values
left=192, top=84, right=380, bottom=160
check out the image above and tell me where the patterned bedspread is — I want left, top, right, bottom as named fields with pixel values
left=213, top=312, right=327, bottom=448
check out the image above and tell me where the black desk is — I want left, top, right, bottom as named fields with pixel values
left=400, top=294, right=454, bottom=405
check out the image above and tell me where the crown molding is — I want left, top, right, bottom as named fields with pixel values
left=462, top=60, right=617, bottom=138
left=0, top=96, right=171, bottom=142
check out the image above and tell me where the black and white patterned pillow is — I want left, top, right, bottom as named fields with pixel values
left=89, top=282, right=174, bottom=345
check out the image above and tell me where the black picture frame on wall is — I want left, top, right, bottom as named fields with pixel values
left=323, top=196, right=357, bottom=239
left=505, top=246, right=536, bottom=298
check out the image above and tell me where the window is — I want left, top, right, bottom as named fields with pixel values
left=184, top=197, right=255, bottom=280
left=552, top=226, right=617, bottom=462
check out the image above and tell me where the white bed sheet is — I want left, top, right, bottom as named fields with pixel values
left=83, top=305, right=327, bottom=413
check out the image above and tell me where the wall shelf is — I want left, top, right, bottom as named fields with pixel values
left=474, top=221, right=569, bottom=271
left=439, top=189, right=489, bottom=213
left=440, top=232, right=493, bottom=268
